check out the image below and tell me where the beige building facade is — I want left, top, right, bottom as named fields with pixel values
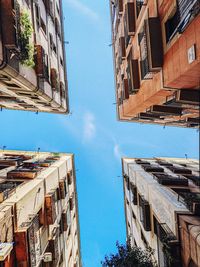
left=0, top=0, right=69, bottom=114
left=0, top=150, right=81, bottom=267
left=122, top=157, right=200, bottom=267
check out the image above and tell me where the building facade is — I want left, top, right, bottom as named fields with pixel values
left=122, top=157, right=200, bottom=267
left=0, top=150, right=81, bottom=267
left=0, top=0, right=69, bottom=114
left=110, top=0, right=200, bottom=128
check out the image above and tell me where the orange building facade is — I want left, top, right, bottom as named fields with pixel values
left=110, top=0, right=200, bottom=128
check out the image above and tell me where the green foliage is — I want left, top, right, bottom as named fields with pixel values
left=101, top=241, right=157, bottom=267
left=19, top=11, right=35, bottom=67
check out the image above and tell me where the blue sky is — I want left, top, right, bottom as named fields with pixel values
left=0, top=0, right=199, bottom=266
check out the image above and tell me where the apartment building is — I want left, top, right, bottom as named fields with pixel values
left=122, top=157, right=200, bottom=267
left=0, top=0, right=69, bottom=114
left=0, top=150, right=81, bottom=267
left=110, top=0, right=200, bottom=128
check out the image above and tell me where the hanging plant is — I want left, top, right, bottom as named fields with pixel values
left=19, top=11, right=35, bottom=67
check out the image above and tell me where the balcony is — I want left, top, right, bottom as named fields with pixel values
left=154, top=220, right=181, bottom=267
left=165, top=0, right=200, bottom=43
left=139, top=18, right=163, bottom=79
left=153, top=173, right=188, bottom=186
left=0, top=181, right=22, bottom=202
left=150, top=105, right=183, bottom=116
left=142, top=165, right=164, bottom=173
left=167, top=166, right=192, bottom=175
left=7, top=166, right=41, bottom=179
left=176, top=190, right=200, bottom=215
left=183, top=174, right=200, bottom=186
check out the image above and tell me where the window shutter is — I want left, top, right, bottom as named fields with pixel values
left=15, top=215, right=41, bottom=266
left=131, top=184, right=137, bottom=205
left=45, top=191, right=57, bottom=225
left=119, top=37, right=126, bottom=59
left=35, top=45, right=45, bottom=77
left=69, top=196, right=74, bottom=211
left=59, top=179, right=67, bottom=199
left=61, top=210, right=68, bottom=232
left=60, top=82, right=66, bottom=99
left=143, top=202, right=151, bottom=231
left=139, top=196, right=151, bottom=231
left=118, top=0, right=123, bottom=13
left=51, top=68, right=59, bottom=91
left=67, top=171, right=73, bottom=185
left=1, top=0, right=20, bottom=49
left=123, top=78, right=129, bottom=100
left=48, top=228, right=60, bottom=266
left=139, top=18, right=163, bottom=79
left=124, top=3, right=136, bottom=47
left=127, top=51, right=140, bottom=94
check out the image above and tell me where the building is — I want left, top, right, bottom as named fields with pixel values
left=110, top=0, right=200, bottom=128
left=122, top=157, right=200, bottom=267
left=0, top=0, right=69, bottom=114
left=0, top=150, right=81, bottom=267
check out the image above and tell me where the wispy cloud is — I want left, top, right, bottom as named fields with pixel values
left=114, top=144, right=123, bottom=161
left=65, top=0, right=99, bottom=21
left=83, top=112, right=96, bottom=142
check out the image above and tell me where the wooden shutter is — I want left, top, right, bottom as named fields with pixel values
left=1, top=0, right=20, bottom=49
left=67, top=171, right=73, bottom=185
left=69, top=197, right=74, bottom=211
left=59, top=179, right=67, bottom=199
left=123, top=79, right=129, bottom=99
left=51, top=69, right=59, bottom=90
left=131, top=184, right=137, bottom=205
left=118, top=0, right=123, bottom=13
left=35, top=45, right=45, bottom=76
left=15, top=215, right=41, bottom=267
left=125, top=3, right=136, bottom=34
left=45, top=191, right=57, bottom=225
left=61, top=211, right=68, bottom=232
left=127, top=54, right=140, bottom=93
left=60, top=82, right=66, bottom=99
left=139, top=196, right=151, bottom=231
left=48, top=228, right=60, bottom=267
left=119, top=37, right=126, bottom=59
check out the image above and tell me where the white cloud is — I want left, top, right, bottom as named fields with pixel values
left=114, top=144, right=123, bottom=161
left=65, top=0, right=99, bottom=21
left=83, top=112, right=96, bottom=142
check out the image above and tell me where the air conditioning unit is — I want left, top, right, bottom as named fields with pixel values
left=43, top=252, right=53, bottom=263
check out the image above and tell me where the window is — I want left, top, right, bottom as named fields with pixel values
left=35, top=4, right=41, bottom=28
left=141, top=230, right=148, bottom=247
left=139, top=18, right=163, bottom=80
left=139, top=195, right=151, bottom=231
left=165, top=0, right=200, bottom=44
left=40, top=17, right=46, bottom=34
left=165, top=10, right=179, bottom=43
left=136, top=0, right=144, bottom=17
left=127, top=49, right=140, bottom=94
left=131, top=183, right=137, bottom=205
left=124, top=3, right=136, bottom=47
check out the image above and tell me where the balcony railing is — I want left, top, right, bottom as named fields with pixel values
left=178, top=191, right=200, bottom=215
left=165, top=0, right=200, bottom=43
